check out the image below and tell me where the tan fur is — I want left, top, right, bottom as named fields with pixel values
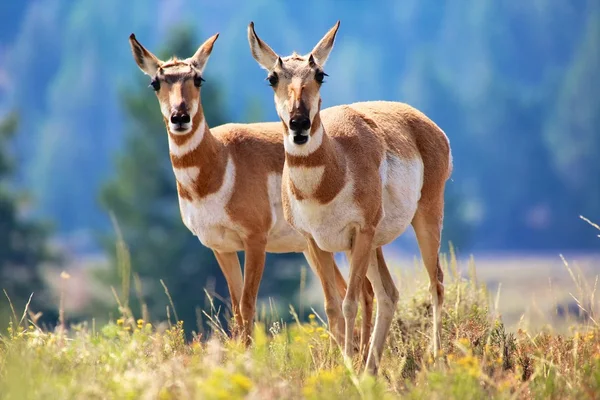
left=248, top=22, right=452, bottom=374
left=129, top=33, right=374, bottom=347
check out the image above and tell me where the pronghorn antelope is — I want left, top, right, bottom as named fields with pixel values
left=248, top=21, right=452, bottom=373
left=128, top=33, right=374, bottom=348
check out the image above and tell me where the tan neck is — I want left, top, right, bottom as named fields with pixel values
left=167, top=110, right=228, bottom=200
left=285, top=112, right=347, bottom=203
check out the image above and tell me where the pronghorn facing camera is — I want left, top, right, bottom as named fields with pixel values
left=128, top=33, right=373, bottom=349
left=248, top=21, right=452, bottom=373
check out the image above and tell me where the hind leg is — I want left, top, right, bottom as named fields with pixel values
left=360, top=279, right=374, bottom=359
left=412, top=204, right=445, bottom=356
left=365, top=247, right=399, bottom=374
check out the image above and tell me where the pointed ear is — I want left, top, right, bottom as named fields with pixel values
left=247, top=22, right=280, bottom=70
left=310, top=21, right=340, bottom=66
left=187, top=33, right=219, bottom=74
left=129, top=33, right=162, bottom=76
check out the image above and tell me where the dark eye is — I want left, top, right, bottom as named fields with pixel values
left=194, top=75, right=205, bottom=88
left=149, top=78, right=160, bottom=91
left=315, top=71, right=327, bottom=84
left=267, top=73, right=278, bottom=87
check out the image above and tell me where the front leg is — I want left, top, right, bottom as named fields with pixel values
left=212, top=251, right=243, bottom=336
left=344, top=227, right=375, bottom=360
left=304, top=239, right=345, bottom=346
left=240, top=235, right=267, bottom=346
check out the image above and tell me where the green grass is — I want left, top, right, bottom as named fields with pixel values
left=1, top=249, right=599, bottom=400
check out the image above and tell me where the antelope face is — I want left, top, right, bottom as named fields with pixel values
left=129, top=33, right=219, bottom=135
left=248, top=21, right=340, bottom=148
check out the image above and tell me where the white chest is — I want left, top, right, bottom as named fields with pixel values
left=176, top=156, right=244, bottom=252
left=286, top=169, right=363, bottom=252
left=265, top=173, right=307, bottom=253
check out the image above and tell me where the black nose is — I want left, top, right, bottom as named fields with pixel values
left=289, top=116, right=311, bottom=132
left=170, top=112, right=190, bottom=125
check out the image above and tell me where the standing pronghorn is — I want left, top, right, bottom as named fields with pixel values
left=128, top=33, right=374, bottom=348
left=248, top=21, right=452, bottom=373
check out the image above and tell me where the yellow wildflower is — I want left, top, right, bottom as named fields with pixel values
left=231, top=373, right=253, bottom=392
left=116, top=319, right=124, bottom=326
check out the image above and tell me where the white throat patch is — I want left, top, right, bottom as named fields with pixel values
left=284, top=125, right=324, bottom=156
left=168, top=117, right=205, bottom=157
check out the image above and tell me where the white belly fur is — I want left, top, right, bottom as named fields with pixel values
left=373, top=154, right=423, bottom=246
left=287, top=154, right=424, bottom=252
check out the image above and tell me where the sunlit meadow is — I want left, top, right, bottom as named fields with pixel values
left=1, top=220, right=599, bottom=400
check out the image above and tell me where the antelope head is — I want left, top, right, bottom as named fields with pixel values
left=129, top=33, right=219, bottom=136
left=248, top=21, right=340, bottom=151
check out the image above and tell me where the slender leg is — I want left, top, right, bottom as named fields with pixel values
left=360, top=276, right=374, bottom=359
left=213, top=250, right=244, bottom=335
left=412, top=207, right=445, bottom=356
left=334, top=263, right=348, bottom=305
left=304, top=239, right=345, bottom=345
left=340, top=252, right=375, bottom=359
left=240, top=236, right=267, bottom=345
left=365, top=247, right=399, bottom=374
left=343, top=227, right=375, bottom=359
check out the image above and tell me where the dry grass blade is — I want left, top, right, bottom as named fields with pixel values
left=18, top=293, right=34, bottom=328
left=160, top=279, right=179, bottom=323
left=3, top=289, right=18, bottom=327
left=110, top=212, right=131, bottom=308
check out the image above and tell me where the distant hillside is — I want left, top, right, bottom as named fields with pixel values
left=1, top=0, right=598, bottom=252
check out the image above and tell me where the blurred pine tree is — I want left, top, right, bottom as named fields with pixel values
left=0, top=112, right=57, bottom=321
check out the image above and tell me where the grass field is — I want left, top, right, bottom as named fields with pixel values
left=1, top=245, right=599, bottom=400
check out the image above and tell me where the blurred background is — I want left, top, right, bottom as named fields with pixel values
left=0, top=1, right=598, bottom=333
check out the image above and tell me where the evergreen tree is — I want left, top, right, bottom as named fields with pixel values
left=0, top=112, right=55, bottom=317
